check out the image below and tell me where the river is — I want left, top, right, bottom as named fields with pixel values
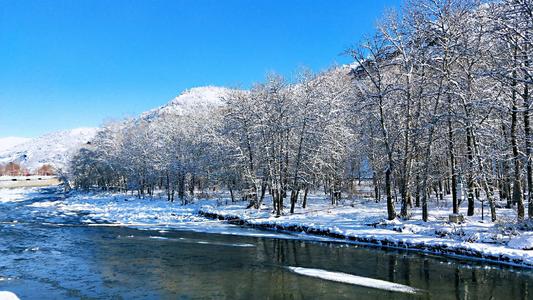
left=0, top=187, right=531, bottom=299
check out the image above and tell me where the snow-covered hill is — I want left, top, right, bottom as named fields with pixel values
left=141, top=86, right=229, bottom=120
left=0, top=128, right=98, bottom=172
left=0, top=137, right=32, bottom=152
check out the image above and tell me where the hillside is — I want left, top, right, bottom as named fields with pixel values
left=141, top=86, right=230, bottom=120
left=0, top=128, right=98, bottom=172
left=0, top=137, right=32, bottom=152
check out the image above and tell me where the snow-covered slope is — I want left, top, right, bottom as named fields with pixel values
left=0, top=128, right=98, bottom=172
left=0, top=137, right=32, bottom=152
left=141, top=86, right=229, bottom=120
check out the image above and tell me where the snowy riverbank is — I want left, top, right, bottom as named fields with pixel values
left=198, top=201, right=533, bottom=268
left=3, top=187, right=533, bottom=268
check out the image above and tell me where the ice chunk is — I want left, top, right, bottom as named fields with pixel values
left=0, top=291, right=20, bottom=300
left=287, top=266, right=421, bottom=294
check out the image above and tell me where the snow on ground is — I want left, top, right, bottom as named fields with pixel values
left=198, top=194, right=533, bottom=267
left=2, top=186, right=533, bottom=267
left=508, top=232, right=533, bottom=250
left=0, top=137, right=31, bottom=153
left=0, top=187, right=39, bottom=203
left=29, top=191, right=210, bottom=225
left=25, top=190, right=298, bottom=238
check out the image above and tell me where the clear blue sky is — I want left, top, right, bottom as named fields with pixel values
left=0, top=0, right=400, bottom=138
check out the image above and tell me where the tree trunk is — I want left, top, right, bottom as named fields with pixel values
left=466, top=128, right=475, bottom=216
left=275, top=189, right=282, bottom=217
left=302, top=186, right=309, bottom=209
left=178, top=172, right=186, bottom=205
left=511, top=72, right=525, bottom=221
left=373, top=172, right=380, bottom=202
left=290, top=189, right=300, bottom=214
left=229, top=186, right=235, bottom=203
left=415, top=175, right=421, bottom=208
left=472, top=131, right=497, bottom=222
left=385, top=167, right=396, bottom=220
left=523, top=51, right=533, bottom=219
left=448, top=96, right=459, bottom=214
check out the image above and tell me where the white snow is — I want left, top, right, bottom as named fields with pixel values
left=0, top=137, right=31, bottom=152
left=0, top=291, right=20, bottom=300
left=287, top=266, right=421, bottom=294
left=37, top=192, right=210, bottom=226
left=508, top=233, right=533, bottom=250
left=141, top=86, right=230, bottom=120
left=0, top=187, right=38, bottom=203
left=0, top=127, right=97, bottom=172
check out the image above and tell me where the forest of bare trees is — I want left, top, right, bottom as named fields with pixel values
left=70, top=0, right=533, bottom=223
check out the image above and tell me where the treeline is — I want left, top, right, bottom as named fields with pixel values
left=0, top=162, right=27, bottom=176
left=70, top=0, right=533, bottom=222
left=0, top=162, right=54, bottom=176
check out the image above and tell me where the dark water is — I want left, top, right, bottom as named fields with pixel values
left=0, top=188, right=532, bottom=300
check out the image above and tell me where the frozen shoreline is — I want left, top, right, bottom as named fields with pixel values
left=195, top=194, right=533, bottom=268
left=198, top=207, right=533, bottom=268
left=2, top=187, right=533, bottom=269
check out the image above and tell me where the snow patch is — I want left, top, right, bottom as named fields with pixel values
left=141, top=86, right=230, bottom=120
left=0, top=291, right=20, bottom=300
left=508, top=233, right=533, bottom=250
left=0, top=187, right=36, bottom=203
left=0, top=137, right=31, bottom=152
left=287, top=266, right=422, bottom=294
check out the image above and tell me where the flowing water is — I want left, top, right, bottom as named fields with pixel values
left=0, top=187, right=532, bottom=299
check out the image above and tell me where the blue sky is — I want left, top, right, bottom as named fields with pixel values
left=0, top=0, right=400, bottom=137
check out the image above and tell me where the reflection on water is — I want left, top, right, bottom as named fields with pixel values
left=0, top=188, right=532, bottom=299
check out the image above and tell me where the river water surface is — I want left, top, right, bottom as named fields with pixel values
left=0, top=187, right=532, bottom=299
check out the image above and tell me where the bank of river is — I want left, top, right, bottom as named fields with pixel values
left=0, top=187, right=532, bottom=299
left=198, top=209, right=533, bottom=269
